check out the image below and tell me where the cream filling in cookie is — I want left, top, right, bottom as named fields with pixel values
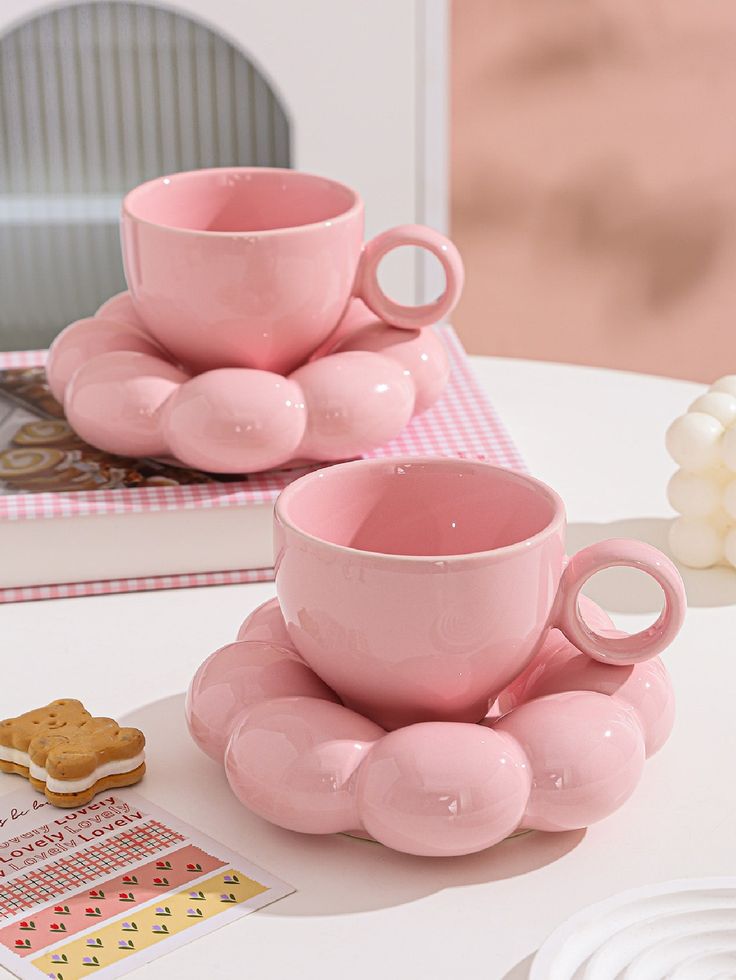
left=29, top=752, right=146, bottom=794
left=0, top=746, right=30, bottom=768
left=0, top=746, right=144, bottom=793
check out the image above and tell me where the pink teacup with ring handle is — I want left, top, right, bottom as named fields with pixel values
left=121, top=167, right=464, bottom=375
left=274, top=457, right=686, bottom=730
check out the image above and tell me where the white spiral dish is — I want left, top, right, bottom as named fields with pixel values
left=531, top=878, right=736, bottom=980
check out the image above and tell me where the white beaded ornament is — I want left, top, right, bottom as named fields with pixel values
left=666, top=375, right=736, bottom=568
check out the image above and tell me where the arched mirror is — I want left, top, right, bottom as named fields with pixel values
left=0, top=1, right=291, bottom=351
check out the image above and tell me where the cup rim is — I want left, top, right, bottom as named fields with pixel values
left=274, top=456, right=566, bottom=564
left=121, top=166, right=363, bottom=238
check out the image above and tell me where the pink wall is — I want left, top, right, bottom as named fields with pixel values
left=450, top=0, right=736, bottom=382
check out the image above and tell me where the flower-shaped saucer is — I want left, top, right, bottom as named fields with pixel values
left=45, top=294, right=450, bottom=474
left=186, top=595, right=674, bottom=857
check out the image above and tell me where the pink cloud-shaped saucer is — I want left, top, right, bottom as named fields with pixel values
left=186, top=595, right=674, bottom=857
left=46, top=293, right=449, bottom=473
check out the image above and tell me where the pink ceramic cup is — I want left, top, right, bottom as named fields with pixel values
left=274, top=457, right=685, bottom=730
left=121, top=167, right=463, bottom=375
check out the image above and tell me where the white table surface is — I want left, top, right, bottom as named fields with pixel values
left=2, top=355, right=734, bottom=980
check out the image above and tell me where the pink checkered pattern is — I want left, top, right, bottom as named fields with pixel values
left=0, top=350, right=42, bottom=369
left=0, top=328, right=525, bottom=603
left=0, top=568, right=271, bottom=604
left=0, top=822, right=185, bottom=918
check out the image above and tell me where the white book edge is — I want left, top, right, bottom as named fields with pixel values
left=0, top=501, right=274, bottom=588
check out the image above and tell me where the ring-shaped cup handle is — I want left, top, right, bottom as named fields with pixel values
left=354, top=224, right=464, bottom=329
left=553, top=539, right=686, bottom=665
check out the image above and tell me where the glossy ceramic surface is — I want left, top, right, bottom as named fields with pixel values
left=186, top=594, right=675, bottom=857
left=531, top=878, right=736, bottom=979
left=120, top=167, right=464, bottom=374
left=274, top=458, right=685, bottom=729
left=499, top=626, right=675, bottom=757
left=45, top=298, right=449, bottom=473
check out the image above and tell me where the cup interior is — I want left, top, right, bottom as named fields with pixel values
left=277, top=459, right=561, bottom=558
left=123, top=168, right=357, bottom=233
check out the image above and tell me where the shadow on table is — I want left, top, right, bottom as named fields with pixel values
left=567, top=517, right=736, bottom=609
left=502, top=951, right=537, bottom=979
left=121, top=694, right=584, bottom=917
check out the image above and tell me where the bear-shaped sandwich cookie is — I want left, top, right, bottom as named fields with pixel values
left=0, top=699, right=145, bottom=806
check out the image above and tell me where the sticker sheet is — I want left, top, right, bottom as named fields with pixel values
left=0, top=788, right=294, bottom=979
